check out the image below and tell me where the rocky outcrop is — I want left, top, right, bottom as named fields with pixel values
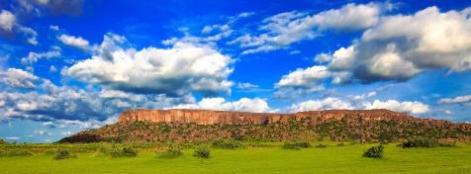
left=61, top=109, right=471, bottom=143
left=118, top=109, right=415, bottom=125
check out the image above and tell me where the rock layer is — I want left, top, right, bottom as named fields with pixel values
left=118, top=109, right=414, bottom=125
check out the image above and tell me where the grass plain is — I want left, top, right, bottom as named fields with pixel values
left=0, top=142, right=470, bottom=174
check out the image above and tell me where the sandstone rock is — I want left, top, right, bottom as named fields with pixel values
left=118, top=109, right=416, bottom=125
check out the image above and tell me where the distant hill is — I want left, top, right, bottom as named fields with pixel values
left=59, top=109, right=471, bottom=143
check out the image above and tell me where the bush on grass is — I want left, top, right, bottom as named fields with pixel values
left=400, top=138, right=439, bottom=148
left=159, top=144, right=183, bottom=158
left=193, top=146, right=210, bottom=159
left=54, top=149, right=76, bottom=160
left=363, top=145, right=384, bottom=158
left=212, top=139, right=243, bottom=149
left=282, top=141, right=311, bottom=150
left=0, top=139, right=6, bottom=145
left=109, top=146, right=138, bottom=158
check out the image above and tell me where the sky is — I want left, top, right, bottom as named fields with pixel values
left=0, top=0, right=470, bottom=143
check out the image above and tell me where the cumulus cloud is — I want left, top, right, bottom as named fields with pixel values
left=171, top=97, right=271, bottom=113
left=290, top=97, right=430, bottom=114
left=318, top=6, right=471, bottom=83
left=230, top=3, right=382, bottom=54
left=0, top=10, right=16, bottom=32
left=0, top=9, right=38, bottom=45
left=0, top=68, right=38, bottom=88
left=0, top=79, right=194, bottom=122
left=58, top=34, right=89, bottom=50
left=290, top=97, right=353, bottom=112
left=439, top=95, right=471, bottom=104
left=276, top=65, right=330, bottom=89
left=363, top=100, right=430, bottom=114
left=21, top=47, right=61, bottom=65
left=64, top=33, right=234, bottom=96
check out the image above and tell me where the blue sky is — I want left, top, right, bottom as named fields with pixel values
left=0, top=0, right=470, bottom=143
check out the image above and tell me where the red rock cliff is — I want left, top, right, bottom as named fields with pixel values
left=118, top=109, right=414, bottom=125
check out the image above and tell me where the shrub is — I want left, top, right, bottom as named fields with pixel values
left=337, top=143, right=345, bottom=147
left=282, top=141, right=311, bottom=150
left=314, top=144, right=327, bottom=148
left=54, top=149, right=76, bottom=160
left=193, top=146, right=210, bottom=159
left=159, top=144, right=183, bottom=158
left=212, top=139, right=243, bottom=149
left=400, top=138, right=439, bottom=148
left=0, top=139, right=6, bottom=145
left=363, top=145, right=384, bottom=158
left=110, top=146, right=138, bottom=158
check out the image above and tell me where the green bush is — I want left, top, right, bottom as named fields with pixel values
left=212, top=139, right=243, bottom=149
left=0, top=139, right=6, bottom=145
left=363, top=145, right=384, bottom=158
left=54, top=149, right=76, bottom=160
left=193, top=146, right=210, bottom=159
left=110, top=146, right=138, bottom=158
left=337, top=143, right=345, bottom=146
left=400, top=138, right=439, bottom=148
left=159, top=144, right=183, bottom=158
left=282, top=141, right=311, bottom=150
left=314, top=144, right=327, bottom=148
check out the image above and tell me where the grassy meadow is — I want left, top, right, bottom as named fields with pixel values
left=1, top=142, right=471, bottom=174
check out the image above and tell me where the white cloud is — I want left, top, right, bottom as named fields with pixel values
left=0, top=10, right=16, bottom=31
left=65, top=33, right=234, bottom=96
left=231, top=3, right=382, bottom=54
left=236, top=82, right=259, bottom=89
left=312, top=3, right=380, bottom=31
left=19, top=26, right=38, bottom=45
left=290, top=97, right=353, bottom=112
left=58, top=34, right=89, bottom=50
left=0, top=68, right=38, bottom=88
left=49, top=25, right=59, bottom=31
left=363, top=100, right=430, bottom=114
left=352, top=91, right=377, bottom=100
left=172, top=97, right=271, bottom=113
left=439, top=95, right=471, bottom=104
left=319, top=6, right=471, bottom=83
left=0, top=79, right=194, bottom=122
left=21, top=48, right=61, bottom=65
left=276, top=65, right=330, bottom=89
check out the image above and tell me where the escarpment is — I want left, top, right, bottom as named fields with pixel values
left=60, top=109, right=471, bottom=143
left=117, top=109, right=414, bottom=125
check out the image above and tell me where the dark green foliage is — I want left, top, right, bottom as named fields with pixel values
left=158, top=144, right=183, bottom=158
left=54, top=149, right=76, bottom=160
left=282, top=141, right=311, bottom=150
left=314, top=144, right=327, bottom=148
left=400, top=138, right=439, bottom=148
left=363, top=145, right=384, bottom=158
left=337, top=143, right=345, bottom=146
left=58, top=133, right=102, bottom=143
left=193, top=146, right=210, bottom=158
left=109, top=146, right=138, bottom=158
left=0, top=139, right=6, bottom=145
left=212, top=139, right=243, bottom=149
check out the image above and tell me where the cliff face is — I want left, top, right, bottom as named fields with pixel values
left=61, top=109, right=471, bottom=143
left=118, top=109, right=414, bottom=125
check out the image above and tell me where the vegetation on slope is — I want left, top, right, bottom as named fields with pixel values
left=60, top=116, right=471, bottom=143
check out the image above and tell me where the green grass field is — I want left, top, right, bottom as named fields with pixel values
left=1, top=143, right=470, bottom=174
